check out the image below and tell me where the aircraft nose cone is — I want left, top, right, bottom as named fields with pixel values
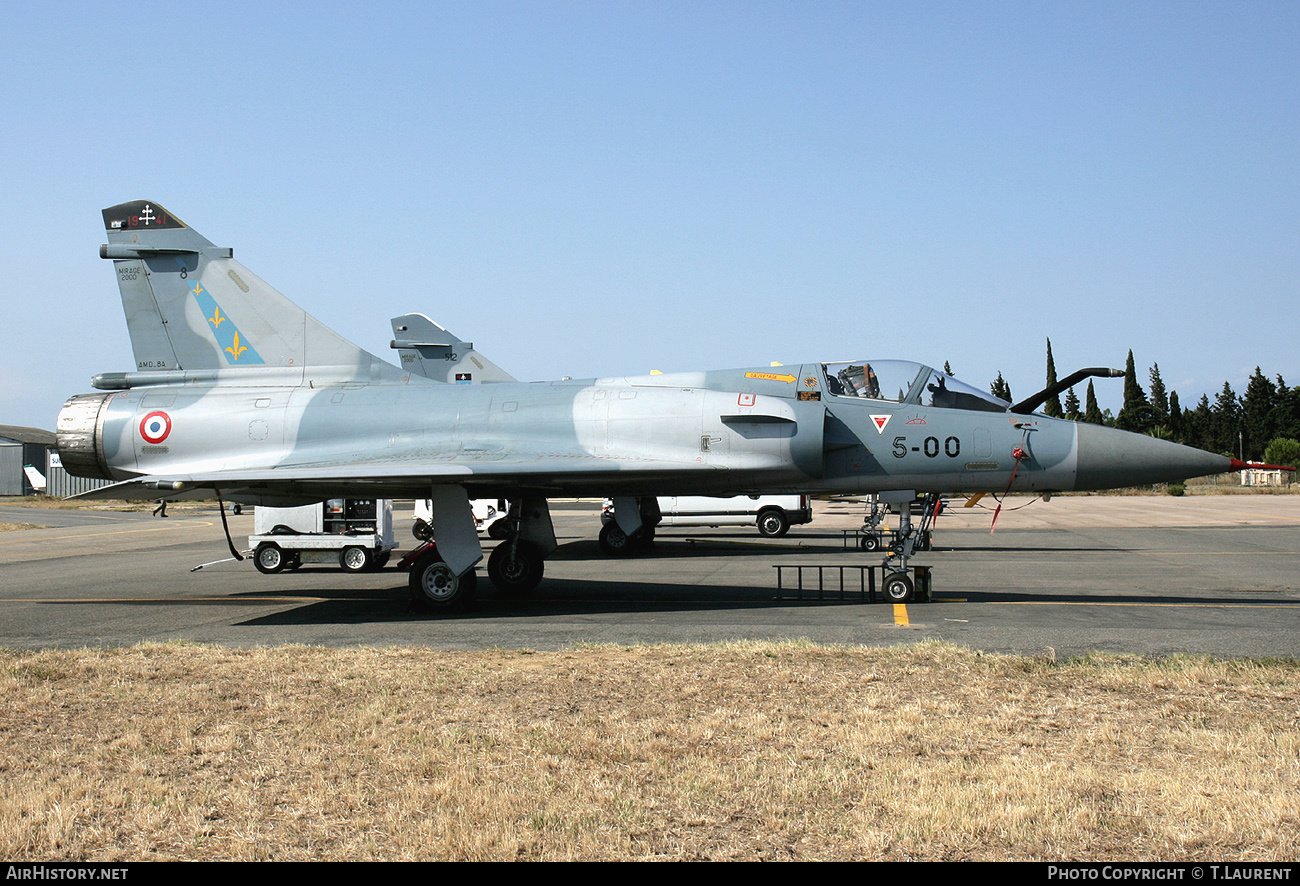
left=1073, top=423, right=1232, bottom=490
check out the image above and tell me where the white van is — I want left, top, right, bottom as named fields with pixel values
left=602, top=495, right=813, bottom=537
left=413, top=499, right=509, bottom=540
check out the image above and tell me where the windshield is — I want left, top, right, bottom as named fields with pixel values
left=823, top=361, right=1009, bottom=412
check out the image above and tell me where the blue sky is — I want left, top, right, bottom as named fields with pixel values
left=2, top=1, right=1296, bottom=430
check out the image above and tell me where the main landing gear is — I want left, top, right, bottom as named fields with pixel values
left=408, top=547, right=478, bottom=612
left=597, top=495, right=661, bottom=557
left=406, top=495, right=556, bottom=613
left=487, top=538, right=545, bottom=594
left=598, top=521, right=655, bottom=556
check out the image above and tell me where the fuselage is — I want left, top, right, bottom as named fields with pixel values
left=58, top=359, right=1231, bottom=505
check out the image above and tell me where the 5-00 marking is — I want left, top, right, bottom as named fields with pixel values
left=893, top=435, right=960, bottom=458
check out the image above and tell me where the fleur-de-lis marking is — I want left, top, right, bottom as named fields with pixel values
left=225, top=332, right=248, bottom=361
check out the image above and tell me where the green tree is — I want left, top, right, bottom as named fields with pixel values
left=1168, top=390, right=1183, bottom=442
left=1242, top=368, right=1278, bottom=461
left=1275, top=381, right=1300, bottom=442
left=1184, top=394, right=1213, bottom=452
left=1148, top=363, right=1169, bottom=429
left=1064, top=386, right=1081, bottom=421
left=990, top=372, right=1012, bottom=403
left=1211, top=382, right=1242, bottom=457
left=1115, top=350, right=1152, bottom=433
left=1263, top=438, right=1300, bottom=474
left=1043, top=339, right=1063, bottom=418
left=1084, top=380, right=1104, bottom=424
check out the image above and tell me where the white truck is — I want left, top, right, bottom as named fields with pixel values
left=250, top=499, right=396, bottom=574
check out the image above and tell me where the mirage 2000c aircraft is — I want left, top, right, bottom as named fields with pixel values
left=57, top=201, right=1272, bottom=608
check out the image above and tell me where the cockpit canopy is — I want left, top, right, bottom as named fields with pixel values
left=822, top=360, right=1009, bottom=413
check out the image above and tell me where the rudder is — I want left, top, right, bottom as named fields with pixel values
left=100, top=200, right=400, bottom=380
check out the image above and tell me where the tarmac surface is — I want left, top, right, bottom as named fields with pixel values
left=2, top=495, right=1299, bottom=658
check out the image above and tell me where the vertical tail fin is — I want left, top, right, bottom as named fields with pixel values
left=100, top=200, right=401, bottom=381
left=389, top=313, right=518, bottom=384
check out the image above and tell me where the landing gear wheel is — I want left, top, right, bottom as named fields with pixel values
left=412, top=519, right=432, bottom=541
left=757, top=509, right=789, bottom=538
left=488, top=541, right=545, bottom=594
left=409, top=553, right=477, bottom=612
left=883, top=571, right=914, bottom=604
left=254, top=543, right=286, bottom=575
left=599, top=522, right=636, bottom=557
left=859, top=533, right=880, bottom=552
left=340, top=545, right=372, bottom=573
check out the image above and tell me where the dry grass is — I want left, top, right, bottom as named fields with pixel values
left=2, top=641, right=1298, bottom=861
left=0, top=523, right=42, bottom=532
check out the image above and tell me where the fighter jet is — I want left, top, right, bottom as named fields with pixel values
left=57, top=200, right=1276, bottom=607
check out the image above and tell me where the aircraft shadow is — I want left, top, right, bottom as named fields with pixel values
left=548, top=538, right=1127, bottom=560
left=220, top=577, right=1299, bottom=626
left=231, top=576, right=880, bottom=626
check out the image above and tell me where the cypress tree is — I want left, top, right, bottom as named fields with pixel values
left=1148, top=363, right=1169, bottom=429
left=1168, top=390, right=1183, bottom=442
left=1115, top=350, right=1152, bottom=433
left=1044, top=339, right=1063, bottom=418
left=1084, top=380, right=1103, bottom=424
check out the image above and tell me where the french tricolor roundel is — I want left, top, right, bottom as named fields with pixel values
left=139, top=411, right=172, bottom=444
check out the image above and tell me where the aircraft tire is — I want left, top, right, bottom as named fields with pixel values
left=409, top=552, right=476, bottom=612
left=340, top=545, right=372, bottom=573
left=599, top=523, right=637, bottom=557
left=859, top=533, right=879, bottom=551
left=883, top=571, right=914, bottom=604
left=488, top=541, right=545, bottom=594
left=757, top=509, right=789, bottom=538
left=254, top=543, right=286, bottom=575
left=412, top=519, right=432, bottom=541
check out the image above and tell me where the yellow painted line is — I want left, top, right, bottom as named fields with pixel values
left=0, top=520, right=215, bottom=544
left=893, top=603, right=910, bottom=625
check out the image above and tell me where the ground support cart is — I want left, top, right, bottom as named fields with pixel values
left=249, top=499, right=396, bottom=574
